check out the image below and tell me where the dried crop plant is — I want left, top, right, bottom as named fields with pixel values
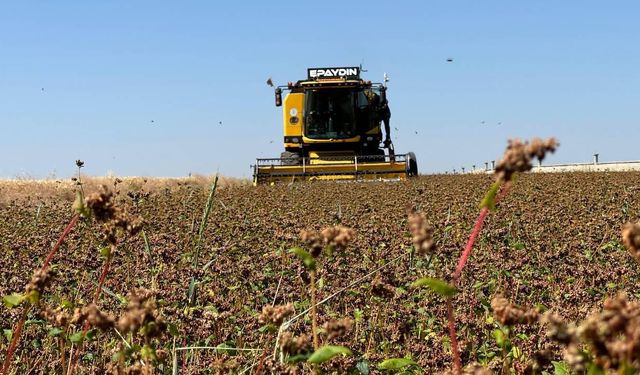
left=277, top=225, right=355, bottom=372
left=1, top=161, right=87, bottom=375
left=411, top=138, right=558, bottom=375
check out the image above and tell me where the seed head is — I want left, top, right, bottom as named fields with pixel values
left=279, top=332, right=312, bottom=356
left=25, top=268, right=54, bottom=297
left=491, top=295, right=539, bottom=326
left=323, top=318, right=353, bottom=340
left=622, top=222, right=640, bottom=262
left=495, top=138, right=558, bottom=182
left=72, top=303, right=115, bottom=330
left=117, top=289, right=165, bottom=338
left=258, top=303, right=295, bottom=326
left=321, top=225, right=354, bottom=250
left=541, top=312, right=577, bottom=345
left=300, top=229, right=323, bottom=257
left=85, top=188, right=117, bottom=222
left=407, top=211, right=435, bottom=256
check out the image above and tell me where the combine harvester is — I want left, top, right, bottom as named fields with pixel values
left=253, top=66, right=418, bottom=185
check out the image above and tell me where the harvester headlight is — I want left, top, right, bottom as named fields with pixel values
left=289, top=116, right=299, bottom=124
left=366, top=136, right=373, bottom=141
left=290, top=108, right=298, bottom=116
left=292, top=137, right=300, bottom=143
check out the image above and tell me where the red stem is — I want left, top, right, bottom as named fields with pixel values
left=1, top=309, right=28, bottom=375
left=447, top=182, right=512, bottom=373
left=42, top=214, right=80, bottom=271
left=453, top=208, right=489, bottom=283
left=68, top=256, right=112, bottom=375
left=446, top=299, right=462, bottom=375
left=452, top=184, right=511, bottom=284
left=2, top=215, right=80, bottom=375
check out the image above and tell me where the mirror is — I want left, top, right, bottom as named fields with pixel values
left=275, top=88, right=282, bottom=107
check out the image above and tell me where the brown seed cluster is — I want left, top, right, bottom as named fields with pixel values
left=579, top=293, right=640, bottom=370
left=117, top=289, right=165, bottom=338
left=407, top=211, right=435, bottom=256
left=210, top=356, right=239, bottom=375
left=541, top=312, right=587, bottom=371
left=279, top=332, right=312, bottom=356
left=543, top=294, right=640, bottom=371
left=622, top=221, right=640, bottom=262
left=24, top=268, right=53, bottom=297
left=321, top=225, right=355, bottom=251
left=300, top=229, right=323, bottom=257
left=107, top=362, right=154, bottom=375
left=85, top=187, right=144, bottom=245
left=41, top=305, right=71, bottom=327
left=300, top=225, right=355, bottom=257
left=462, top=363, right=493, bottom=375
left=323, top=318, right=353, bottom=340
left=258, top=303, right=295, bottom=326
left=371, top=276, right=395, bottom=299
left=491, top=295, right=539, bottom=326
left=495, top=138, right=558, bottom=182
left=72, top=303, right=115, bottom=331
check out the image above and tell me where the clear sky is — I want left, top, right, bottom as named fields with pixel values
left=1, top=1, right=638, bottom=179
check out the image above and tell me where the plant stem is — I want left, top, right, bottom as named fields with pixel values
left=1, top=307, right=29, bottom=375
left=453, top=207, right=489, bottom=283
left=446, top=299, right=462, bottom=375
left=42, top=214, right=80, bottom=270
left=68, top=254, right=113, bottom=375
left=446, top=182, right=511, bottom=374
left=453, top=183, right=511, bottom=284
left=2, top=214, right=79, bottom=375
left=310, top=270, right=319, bottom=350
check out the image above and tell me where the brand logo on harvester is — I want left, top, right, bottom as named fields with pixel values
left=307, top=67, right=360, bottom=79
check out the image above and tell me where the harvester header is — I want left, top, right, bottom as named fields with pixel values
left=253, top=66, right=418, bottom=185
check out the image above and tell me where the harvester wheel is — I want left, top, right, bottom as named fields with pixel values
left=406, top=152, right=418, bottom=177
left=280, top=151, right=301, bottom=166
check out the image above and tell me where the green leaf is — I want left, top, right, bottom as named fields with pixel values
left=3, top=329, right=12, bottom=343
left=287, top=353, right=311, bottom=364
left=3, top=293, right=25, bottom=308
left=48, top=327, right=64, bottom=337
left=377, top=358, right=418, bottom=370
left=289, top=247, right=316, bottom=271
left=493, top=329, right=511, bottom=350
left=99, top=246, right=111, bottom=258
left=168, top=323, right=179, bottom=336
left=480, top=180, right=501, bottom=211
left=356, top=359, right=371, bottom=374
left=587, top=364, right=604, bottom=375
left=69, top=331, right=84, bottom=344
left=73, top=191, right=91, bottom=217
left=552, top=361, right=570, bottom=375
left=307, top=345, right=352, bottom=364
left=412, top=278, right=458, bottom=297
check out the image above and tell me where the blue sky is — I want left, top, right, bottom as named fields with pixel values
left=1, top=1, right=638, bottom=178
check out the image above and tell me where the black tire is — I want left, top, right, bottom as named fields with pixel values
left=280, top=151, right=301, bottom=166
left=406, top=152, right=418, bottom=177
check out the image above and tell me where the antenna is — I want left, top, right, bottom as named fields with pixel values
left=359, top=59, right=368, bottom=73
left=383, top=72, right=390, bottom=87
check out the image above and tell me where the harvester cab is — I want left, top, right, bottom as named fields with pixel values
left=253, top=66, right=418, bottom=185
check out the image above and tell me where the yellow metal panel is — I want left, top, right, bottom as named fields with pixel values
left=254, top=160, right=408, bottom=185
left=283, top=93, right=303, bottom=139
left=302, top=135, right=361, bottom=144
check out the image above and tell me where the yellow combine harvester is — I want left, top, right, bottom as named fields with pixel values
left=253, top=66, right=418, bottom=185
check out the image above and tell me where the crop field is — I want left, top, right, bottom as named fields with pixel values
left=2, top=167, right=640, bottom=374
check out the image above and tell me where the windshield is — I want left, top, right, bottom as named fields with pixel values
left=304, top=89, right=356, bottom=139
